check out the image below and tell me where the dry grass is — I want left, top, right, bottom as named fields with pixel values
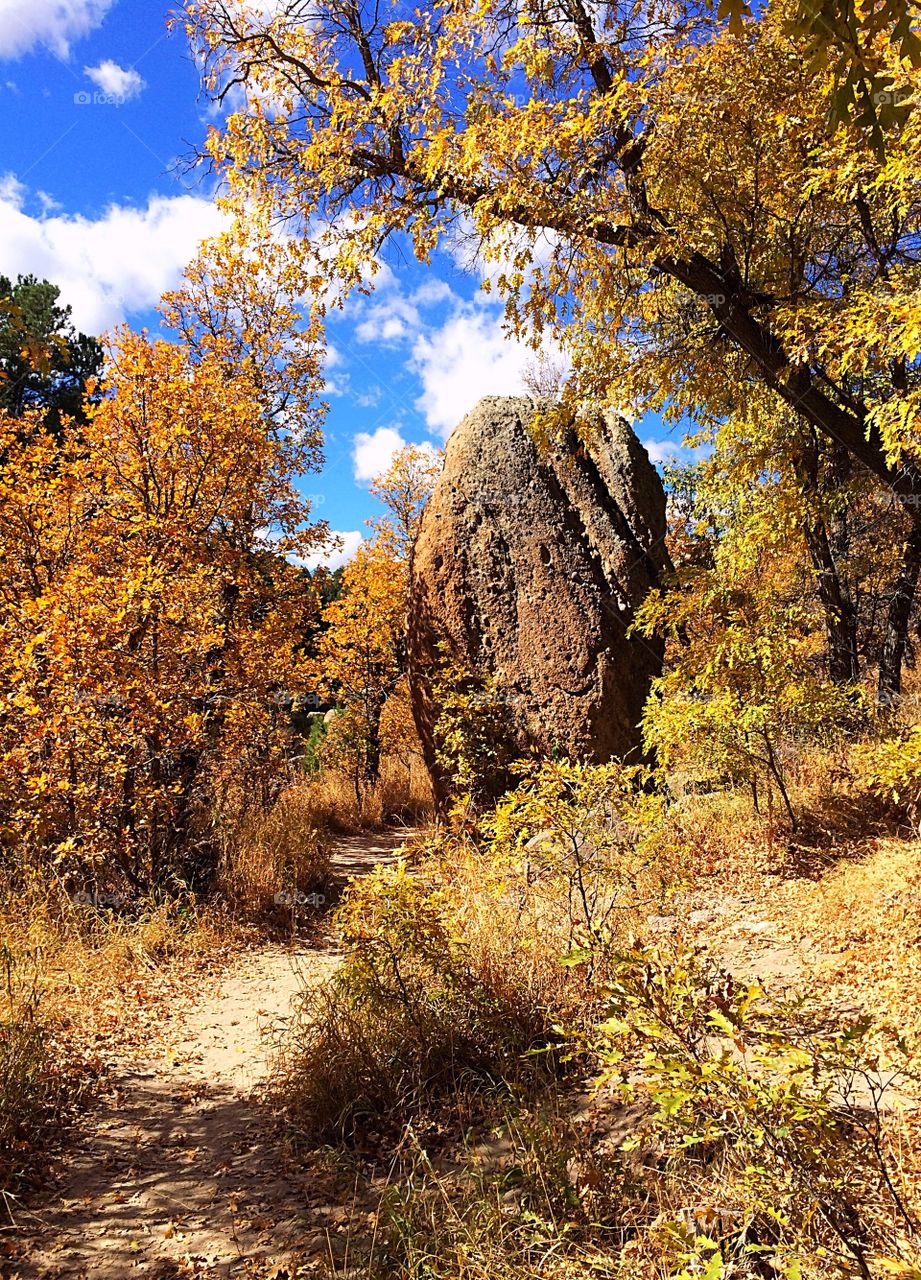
left=217, top=781, right=334, bottom=919
left=293, top=759, right=434, bottom=834
left=272, top=743, right=921, bottom=1278
left=367, top=1086, right=921, bottom=1280
left=650, top=737, right=921, bottom=1048
left=0, top=867, right=249, bottom=1205
left=274, top=844, right=583, bottom=1145
left=0, top=947, right=91, bottom=1212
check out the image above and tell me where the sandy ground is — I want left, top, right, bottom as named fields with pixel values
left=6, top=831, right=414, bottom=1280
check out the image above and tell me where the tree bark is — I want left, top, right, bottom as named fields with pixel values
left=791, top=434, right=860, bottom=684
left=878, top=522, right=921, bottom=704
left=363, top=693, right=384, bottom=785
left=803, top=515, right=860, bottom=683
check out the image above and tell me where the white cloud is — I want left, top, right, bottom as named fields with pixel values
left=411, top=278, right=454, bottom=308
left=84, top=59, right=145, bottom=101
left=0, top=0, right=116, bottom=59
left=352, top=426, right=409, bottom=484
left=299, top=530, right=364, bottom=572
left=351, top=273, right=459, bottom=348
left=355, top=385, right=383, bottom=409
left=0, top=179, right=226, bottom=332
left=410, top=303, right=566, bottom=438
left=352, top=424, right=441, bottom=486
left=0, top=173, right=26, bottom=205
left=321, top=343, right=351, bottom=397
left=642, top=437, right=699, bottom=468
left=354, top=292, right=422, bottom=346
left=36, top=190, right=62, bottom=213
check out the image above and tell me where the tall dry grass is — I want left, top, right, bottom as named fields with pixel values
left=273, top=842, right=583, bottom=1144
left=292, top=758, right=434, bottom=834
left=217, top=781, right=334, bottom=918
left=0, top=945, right=89, bottom=1211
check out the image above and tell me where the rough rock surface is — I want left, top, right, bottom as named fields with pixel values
left=408, top=396, right=668, bottom=807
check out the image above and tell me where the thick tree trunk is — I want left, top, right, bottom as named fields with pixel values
left=792, top=435, right=860, bottom=684
left=802, top=516, right=860, bottom=683
left=878, top=522, right=921, bottom=704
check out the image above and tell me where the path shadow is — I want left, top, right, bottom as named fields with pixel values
left=325, top=826, right=420, bottom=902
left=4, top=827, right=425, bottom=1279
left=780, top=790, right=907, bottom=880
left=9, top=1070, right=311, bottom=1279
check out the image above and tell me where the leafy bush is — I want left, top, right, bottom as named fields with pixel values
left=485, top=759, right=664, bottom=967
left=581, top=943, right=920, bottom=1278
left=373, top=944, right=921, bottom=1280
left=276, top=761, right=673, bottom=1143
left=295, top=712, right=327, bottom=775
left=861, top=726, right=921, bottom=830
left=636, top=533, right=867, bottom=831
left=431, top=658, right=521, bottom=815
left=276, top=861, right=565, bottom=1141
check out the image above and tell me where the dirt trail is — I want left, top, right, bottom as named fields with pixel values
left=8, top=830, right=414, bottom=1280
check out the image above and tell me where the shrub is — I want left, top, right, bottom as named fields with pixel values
left=431, top=659, right=522, bottom=816
left=485, top=759, right=665, bottom=969
left=276, top=763, right=675, bottom=1143
left=276, top=861, right=565, bottom=1141
left=861, top=725, right=921, bottom=831
left=580, top=943, right=921, bottom=1277
left=373, top=944, right=921, bottom=1280
left=636, top=562, right=867, bottom=832
left=315, top=697, right=434, bottom=831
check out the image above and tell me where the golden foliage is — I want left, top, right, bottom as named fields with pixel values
left=187, top=0, right=921, bottom=508
left=0, top=273, right=325, bottom=888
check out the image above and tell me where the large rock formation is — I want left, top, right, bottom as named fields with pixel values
left=408, top=397, right=669, bottom=809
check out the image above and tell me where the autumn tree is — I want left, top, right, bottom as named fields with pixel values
left=675, top=389, right=913, bottom=688
left=312, top=544, right=406, bottom=789
left=160, top=220, right=325, bottom=451
left=311, top=444, right=441, bottom=790
left=187, top=0, right=921, bottom=696
left=368, top=443, right=442, bottom=563
left=0, top=240, right=327, bottom=893
left=636, top=470, right=865, bottom=828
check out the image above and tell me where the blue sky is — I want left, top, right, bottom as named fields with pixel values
left=0, top=0, right=686, bottom=566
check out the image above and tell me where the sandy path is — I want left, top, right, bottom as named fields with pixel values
left=7, top=830, right=413, bottom=1280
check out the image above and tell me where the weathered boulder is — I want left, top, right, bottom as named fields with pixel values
left=407, top=396, right=668, bottom=809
